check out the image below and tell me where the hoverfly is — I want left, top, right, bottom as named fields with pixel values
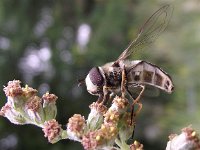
left=84, top=4, right=174, bottom=102
left=80, top=5, right=174, bottom=132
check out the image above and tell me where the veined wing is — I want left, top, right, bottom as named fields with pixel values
left=116, top=4, right=173, bottom=62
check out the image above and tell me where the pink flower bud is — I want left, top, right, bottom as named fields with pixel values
left=42, top=93, right=58, bottom=120
left=43, top=119, right=62, bottom=143
left=3, top=80, right=23, bottom=97
left=87, top=102, right=107, bottom=130
left=67, top=114, right=86, bottom=141
left=3, top=80, right=24, bottom=107
left=25, top=96, right=45, bottom=125
left=0, top=103, right=26, bottom=125
left=81, top=131, right=99, bottom=150
left=42, top=93, right=58, bottom=104
left=110, top=96, right=129, bottom=113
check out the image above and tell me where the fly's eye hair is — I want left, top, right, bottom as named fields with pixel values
left=89, top=67, right=104, bottom=86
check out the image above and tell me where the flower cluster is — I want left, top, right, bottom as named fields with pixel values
left=2, top=80, right=200, bottom=150
left=0, top=80, right=146, bottom=149
left=0, top=80, right=58, bottom=127
left=81, top=96, right=136, bottom=150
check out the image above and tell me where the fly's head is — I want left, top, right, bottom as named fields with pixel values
left=85, top=67, right=105, bottom=96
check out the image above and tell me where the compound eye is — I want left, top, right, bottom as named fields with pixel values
left=89, top=67, right=104, bottom=86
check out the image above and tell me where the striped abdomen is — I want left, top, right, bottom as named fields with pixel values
left=126, top=60, right=174, bottom=93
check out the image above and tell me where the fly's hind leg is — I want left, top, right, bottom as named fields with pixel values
left=121, top=66, right=136, bottom=124
left=121, top=65, right=145, bottom=124
left=121, top=66, right=145, bottom=140
left=132, top=85, right=145, bottom=117
left=121, top=66, right=135, bottom=123
left=126, top=85, right=145, bottom=125
left=126, top=85, right=145, bottom=140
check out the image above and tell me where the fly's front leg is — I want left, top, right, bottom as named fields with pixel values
left=100, top=86, right=111, bottom=105
left=121, top=65, right=127, bottom=99
left=97, top=94, right=103, bottom=103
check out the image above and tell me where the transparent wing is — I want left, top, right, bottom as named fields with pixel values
left=128, top=84, right=160, bottom=98
left=116, top=4, right=173, bottom=62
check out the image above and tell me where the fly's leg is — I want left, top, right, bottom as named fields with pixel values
left=97, top=94, right=103, bottom=103
left=127, top=85, right=145, bottom=140
left=121, top=66, right=136, bottom=123
left=132, top=85, right=145, bottom=117
left=121, top=66, right=137, bottom=142
left=121, top=66, right=136, bottom=124
left=121, top=66, right=146, bottom=141
left=96, top=86, right=111, bottom=104
left=121, top=65, right=127, bottom=99
left=99, top=86, right=112, bottom=105
left=125, top=88, right=136, bottom=125
left=121, top=66, right=145, bottom=140
left=125, top=85, right=145, bottom=124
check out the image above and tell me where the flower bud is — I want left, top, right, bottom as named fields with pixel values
left=42, top=92, right=58, bottom=106
left=43, top=119, right=62, bottom=143
left=118, top=112, right=134, bottom=142
left=166, top=127, right=200, bottom=150
left=22, top=85, right=37, bottom=99
left=81, top=131, right=99, bottom=150
left=87, top=102, right=107, bottom=130
left=110, top=96, right=129, bottom=113
left=130, top=140, right=144, bottom=150
left=0, top=103, right=27, bottom=125
left=25, top=96, right=45, bottom=125
left=42, top=93, right=58, bottom=120
left=81, top=123, right=118, bottom=150
left=67, top=114, right=86, bottom=141
left=3, top=80, right=23, bottom=97
left=3, top=80, right=24, bottom=108
left=104, top=109, right=119, bottom=125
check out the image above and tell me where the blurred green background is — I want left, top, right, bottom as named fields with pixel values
left=0, top=0, right=200, bottom=149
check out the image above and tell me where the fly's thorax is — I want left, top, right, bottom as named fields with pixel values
left=103, top=66, right=122, bottom=87
left=119, top=60, right=142, bottom=68
left=85, top=67, right=105, bottom=95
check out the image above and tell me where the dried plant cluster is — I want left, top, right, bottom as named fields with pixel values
left=0, top=80, right=200, bottom=150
